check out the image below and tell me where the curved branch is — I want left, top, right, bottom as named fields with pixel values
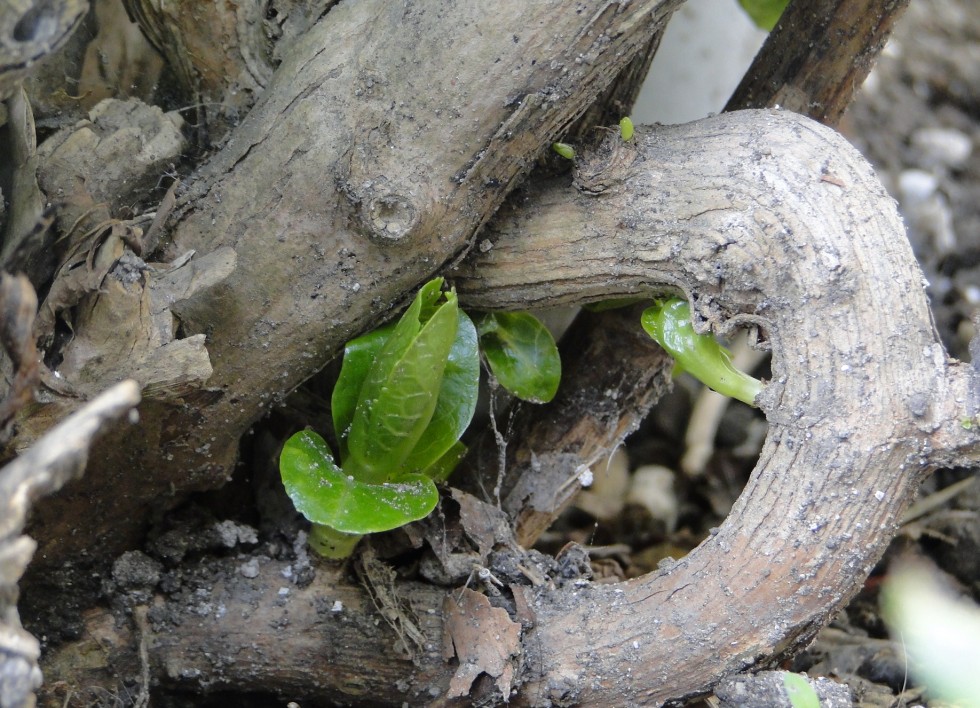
left=40, top=109, right=979, bottom=707
left=453, top=108, right=977, bottom=704
left=0, top=0, right=88, bottom=101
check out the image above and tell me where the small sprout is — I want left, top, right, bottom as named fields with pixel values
left=280, top=278, right=480, bottom=559
left=641, top=297, right=763, bottom=406
left=783, top=673, right=821, bottom=708
left=619, top=116, right=635, bottom=141
left=552, top=142, right=576, bottom=160
left=281, top=280, right=564, bottom=560
left=738, top=0, right=790, bottom=31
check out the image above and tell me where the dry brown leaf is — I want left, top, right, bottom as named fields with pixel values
left=450, top=488, right=514, bottom=559
left=442, top=588, right=522, bottom=700
left=78, top=0, right=164, bottom=109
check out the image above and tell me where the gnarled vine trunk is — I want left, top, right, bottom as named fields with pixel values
left=0, top=0, right=978, bottom=706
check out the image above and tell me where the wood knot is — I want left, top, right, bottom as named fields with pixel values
left=365, top=193, right=419, bottom=243
left=573, top=130, right=639, bottom=195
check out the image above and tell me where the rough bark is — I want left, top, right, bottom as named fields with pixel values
left=491, top=0, right=915, bottom=546
left=455, top=110, right=979, bottom=705
left=726, top=0, right=911, bottom=121
left=38, top=109, right=980, bottom=706
left=17, top=0, right=682, bottom=573
left=3, top=1, right=979, bottom=706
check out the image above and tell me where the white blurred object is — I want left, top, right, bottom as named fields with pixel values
left=911, top=126, right=973, bottom=169
left=882, top=561, right=980, bottom=704
left=576, top=448, right=630, bottom=520
left=633, top=0, right=767, bottom=124
left=627, top=465, right=679, bottom=532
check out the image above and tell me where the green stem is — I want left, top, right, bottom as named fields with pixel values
left=641, top=298, right=763, bottom=407
left=309, top=524, right=363, bottom=559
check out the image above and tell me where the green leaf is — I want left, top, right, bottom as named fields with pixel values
left=476, top=312, right=561, bottom=403
left=347, top=282, right=459, bottom=483
left=400, top=309, right=479, bottom=475
left=552, top=142, right=575, bottom=160
left=641, top=298, right=762, bottom=406
left=783, top=673, right=821, bottom=708
left=737, top=0, right=789, bottom=30
left=280, top=430, right=439, bottom=534
left=332, top=279, right=446, bottom=462
left=619, top=116, right=634, bottom=141
left=421, top=440, right=468, bottom=483
left=332, top=322, right=395, bottom=463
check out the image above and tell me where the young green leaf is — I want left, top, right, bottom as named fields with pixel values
left=783, top=673, right=821, bottom=708
left=476, top=312, right=561, bottom=403
left=333, top=279, right=445, bottom=462
left=641, top=298, right=762, bottom=406
left=737, top=0, right=789, bottom=31
left=346, top=285, right=459, bottom=483
left=399, top=309, right=479, bottom=475
left=280, top=430, right=439, bottom=534
left=619, top=116, right=635, bottom=141
left=331, top=322, right=395, bottom=463
left=552, top=142, right=575, bottom=160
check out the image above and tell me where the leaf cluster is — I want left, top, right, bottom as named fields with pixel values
left=280, top=278, right=560, bottom=556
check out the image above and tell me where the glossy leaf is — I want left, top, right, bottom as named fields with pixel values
left=331, top=322, right=395, bottom=463
left=333, top=279, right=446, bottom=460
left=422, top=440, right=468, bottom=484
left=737, top=0, right=789, bottom=30
left=280, top=430, right=439, bottom=534
left=619, top=116, right=634, bottom=141
left=400, top=310, right=479, bottom=474
left=476, top=312, right=561, bottom=403
left=346, top=281, right=458, bottom=483
left=641, top=298, right=762, bottom=406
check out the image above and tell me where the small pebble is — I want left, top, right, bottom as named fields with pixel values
left=239, top=559, right=260, bottom=579
left=898, top=169, right=938, bottom=201
left=911, top=127, right=973, bottom=168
